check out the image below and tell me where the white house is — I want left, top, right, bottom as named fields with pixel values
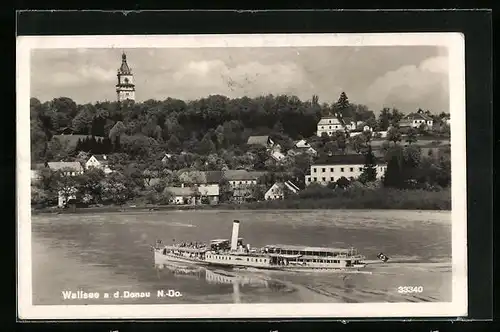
left=269, top=149, right=286, bottom=162
left=316, top=116, right=344, bottom=136
left=224, top=170, right=265, bottom=188
left=292, top=140, right=318, bottom=155
left=85, top=154, right=112, bottom=174
left=164, top=186, right=196, bottom=205
left=305, top=154, right=387, bottom=186
left=295, top=139, right=311, bottom=148
left=264, top=181, right=300, bottom=200
left=161, top=153, right=173, bottom=164
left=400, top=110, right=434, bottom=128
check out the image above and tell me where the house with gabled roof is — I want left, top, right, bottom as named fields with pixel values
left=289, top=139, right=317, bottom=156
left=34, top=161, right=84, bottom=177
left=264, top=181, right=300, bottom=200
left=400, top=109, right=434, bottom=128
left=85, top=154, right=112, bottom=174
left=316, top=116, right=343, bottom=136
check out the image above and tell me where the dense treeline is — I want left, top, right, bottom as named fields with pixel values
left=30, top=92, right=452, bottom=209
left=30, top=93, right=369, bottom=161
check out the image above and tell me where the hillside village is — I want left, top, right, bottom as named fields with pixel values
left=30, top=53, right=451, bottom=210
left=30, top=95, right=451, bottom=209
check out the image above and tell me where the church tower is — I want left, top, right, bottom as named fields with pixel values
left=116, top=52, right=135, bottom=102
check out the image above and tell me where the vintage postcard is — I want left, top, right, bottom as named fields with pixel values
left=17, top=33, right=467, bottom=319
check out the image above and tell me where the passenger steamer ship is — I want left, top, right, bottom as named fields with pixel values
left=152, top=220, right=369, bottom=272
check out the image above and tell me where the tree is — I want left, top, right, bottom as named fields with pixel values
left=198, top=134, right=216, bottom=155
left=335, top=131, right=347, bottom=153
left=55, top=171, right=78, bottom=207
left=390, top=108, right=403, bottom=126
left=336, top=176, right=350, bottom=189
left=334, top=92, right=350, bottom=117
left=358, top=145, right=377, bottom=184
left=378, top=108, right=391, bottom=131
left=109, top=121, right=126, bottom=141
left=75, top=168, right=106, bottom=204
left=383, top=155, right=403, bottom=188
left=166, top=135, right=181, bottom=153
left=71, top=105, right=95, bottom=134
left=387, top=127, right=402, bottom=145
left=349, top=134, right=366, bottom=153
left=406, top=127, right=418, bottom=145
left=101, top=172, right=133, bottom=205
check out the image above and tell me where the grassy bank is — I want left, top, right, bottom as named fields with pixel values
left=32, top=187, right=451, bottom=215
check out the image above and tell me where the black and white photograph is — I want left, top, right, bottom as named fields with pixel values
left=17, top=33, right=467, bottom=319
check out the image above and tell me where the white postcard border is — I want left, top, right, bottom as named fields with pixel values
left=17, top=33, right=467, bottom=320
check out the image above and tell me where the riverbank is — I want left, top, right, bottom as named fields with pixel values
left=32, top=187, right=451, bottom=214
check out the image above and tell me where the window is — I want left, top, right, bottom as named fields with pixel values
left=350, top=167, right=354, bottom=172
left=313, top=177, right=317, bottom=182
left=359, top=167, right=363, bottom=171
left=329, top=126, right=332, bottom=129
left=307, top=178, right=311, bottom=182
left=313, top=168, right=317, bottom=173
left=330, top=168, right=334, bottom=172
left=329, top=120, right=332, bottom=123
left=322, top=177, right=326, bottom=181
left=341, top=168, right=344, bottom=172
left=330, top=177, right=334, bottom=181
left=321, top=168, right=325, bottom=172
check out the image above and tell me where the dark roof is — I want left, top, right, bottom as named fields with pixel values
left=313, top=154, right=385, bottom=165
left=224, top=169, right=266, bottom=181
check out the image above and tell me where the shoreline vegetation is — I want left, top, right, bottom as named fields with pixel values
left=30, top=93, right=451, bottom=214
left=33, top=187, right=451, bottom=215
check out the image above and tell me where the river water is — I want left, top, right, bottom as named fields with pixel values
left=31, top=209, right=452, bottom=305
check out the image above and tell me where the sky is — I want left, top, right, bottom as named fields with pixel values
left=30, top=46, right=449, bottom=114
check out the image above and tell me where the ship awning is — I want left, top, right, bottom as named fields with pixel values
left=264, top=244, right=356, bottom=254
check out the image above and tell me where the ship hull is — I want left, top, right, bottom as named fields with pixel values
left=154, top=249, right=366, bottom=272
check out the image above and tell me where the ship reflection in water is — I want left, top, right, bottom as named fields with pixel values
left=154, top=262, right=289, bottom=303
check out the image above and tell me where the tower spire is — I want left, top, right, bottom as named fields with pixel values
left=116, top=52, right=135, bottom=102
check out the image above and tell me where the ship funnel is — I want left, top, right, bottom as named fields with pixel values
left=231, top=220, right=240, bottom=251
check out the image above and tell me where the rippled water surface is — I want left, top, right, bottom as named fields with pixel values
left=31, top=209, right=452, bottom=305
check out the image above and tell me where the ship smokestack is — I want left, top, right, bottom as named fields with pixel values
left=231, top=220, right=240, bottom=251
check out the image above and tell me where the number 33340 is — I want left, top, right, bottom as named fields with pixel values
left=397, top=286, right=424, bottom=294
